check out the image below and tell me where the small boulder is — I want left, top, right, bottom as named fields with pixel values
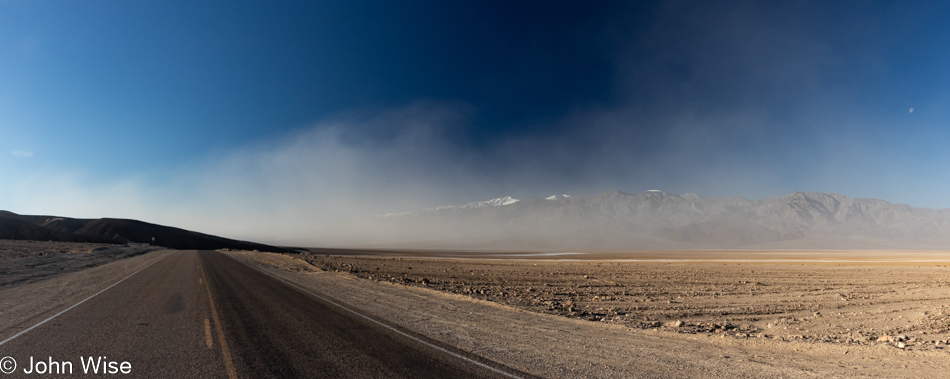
left=665, top=320, right=684, bottom=328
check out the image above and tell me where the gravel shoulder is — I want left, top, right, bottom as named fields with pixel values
left=0, top=240, right=163, bottom=287
left=0, top=242, right=174, bottom=342
left=228, top=250, right=950, bottom=378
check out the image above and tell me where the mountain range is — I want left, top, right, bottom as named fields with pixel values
left=0, top=211, right=288, bottom=252
left=374, top=190, right=950, bottom=250
left=7, top=190, right=950, bottom=251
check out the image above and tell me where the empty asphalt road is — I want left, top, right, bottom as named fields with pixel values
left=0, top=250, right=527, bottom=378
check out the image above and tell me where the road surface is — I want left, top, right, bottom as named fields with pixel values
left=0, top=250, right=527, bottom=378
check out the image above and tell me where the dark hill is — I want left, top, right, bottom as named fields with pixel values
left=0, top=211, right=93, bottom=235
left=0, top=217, right=103, bottom=243
left=0, top=211, right=288, bottom=252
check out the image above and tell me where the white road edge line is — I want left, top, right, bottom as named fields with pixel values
left=0, top=251, right=173, bottom=346
left=243, top=259, right=524, bottom=379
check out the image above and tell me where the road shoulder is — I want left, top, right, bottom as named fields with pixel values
left=0, top=249, right=176, bottom=342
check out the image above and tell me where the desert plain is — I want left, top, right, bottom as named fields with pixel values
left=5, top=240, right=950, bottom=377
left=271, top=248, right=950, bottom=377
left=302, top=249, right=950, bottom=347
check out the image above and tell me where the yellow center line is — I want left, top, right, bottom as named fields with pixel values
left=199, top=256, right=238, bottom=379
left=204, top=318, right=213, bottom=348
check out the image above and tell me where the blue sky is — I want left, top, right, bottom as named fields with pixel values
left=3, top=1, right=950, bottom=244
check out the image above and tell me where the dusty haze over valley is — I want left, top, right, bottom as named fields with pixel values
left=362, top=190, right=950, bottom=251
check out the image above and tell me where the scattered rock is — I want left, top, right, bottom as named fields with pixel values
left=300, top=253, right=950, bottom=349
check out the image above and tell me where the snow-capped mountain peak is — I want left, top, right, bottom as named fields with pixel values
left=376, top=196, right=521, bottom=217
left=463, top=196, right=520, bottom=208
left=429, top=196, right=520, bottom=211
left=545, top=194, right=572, bottom=201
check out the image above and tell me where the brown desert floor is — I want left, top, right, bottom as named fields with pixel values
left=299, top=250, right=950, bottom=347
left=230, top=249, right=950, bottom=378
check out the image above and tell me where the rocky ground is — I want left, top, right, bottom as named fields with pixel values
left=300, top=253, right=950, bottom=351
left=0, top=239, right=161, bottom=287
